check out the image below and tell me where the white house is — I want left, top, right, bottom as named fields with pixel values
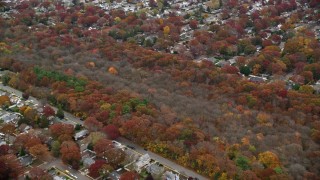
left=74, top=129, right=89, bottom=141
left=134, top=154, right=151, bottom=172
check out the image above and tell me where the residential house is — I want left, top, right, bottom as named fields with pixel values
left=0, top=112, right=21, bottom=124
left=19, top=155, right=33, bottom=167
left=205, top=15, right=219, bottom=24
left=9, top=95, right=21, bottom=104
left=227, top=57, right=237, bottom=65
left=36, top=107, right=43, bottom=113
left=0, top=139, right=6, bottom=146
left=146, top=163, right=165, bottom=177
left=134, top=154, right=151, bottom=172
left=312, top=80, right=320, bottom=94
left=245, top=27, right=254, bottom=34
left=108, top=171, right=121, bottom=180
left=18, top=124, right=32, bottom=133
left=215, top=60, right=230, bottom=67
left=82, top=149, right=96, bottom=158
left=180, top=29, right=193, bottom=41
left=313, top=25, right=320, bottom=40
left=0, top=132, right=4, bottom=138
left=83, top=156, right=95, bottom=168
left=74, top=129, right=89, bottom=141
left=248, top=75, right=267, bottom=83
left=53, top=176, right=64, bottom=180
left=0, top=90, right=5, bottom=96
left=144, top=35, right=157, bottom=45
left=164, top=171, right=180, bottom=180
left=203, top=56, right=217, bottom=62
left=181, top=24, right=191, bottom=33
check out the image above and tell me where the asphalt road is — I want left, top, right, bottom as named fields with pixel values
left=39, top=159, right=89, bottom=180
left=0, top=83, right=208, bottom=180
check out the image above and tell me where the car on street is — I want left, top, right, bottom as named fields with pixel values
left=126, top=145, right=135, bottom=149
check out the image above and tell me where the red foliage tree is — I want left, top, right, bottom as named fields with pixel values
left=262, top=40, right=273, bottom=48
left=13, top=133, right=41, bottom=151
left=277, top=89, right=288, bottom=98
left=227, top=0, right=238, bottom=8
left=84, top=117, right=103, bottom=132
left=120, top=171, right=139, bottom=180
left=29, top=167, right=53, bottom=180
left=104, top=148, right=126, bottom=168
left=102, top=125, right=120, bottom=140
left=83, top=16, right=99, bottom=27
left=96, top=111, right=109, bottom=124
left=189, top=20, right=198, bottom=30
left=43, top=105, right=55, bottom=118
left=60, top=141, right=81, bottom=169
left=0, top=154, right=23, bottom=179
left=24, top=136, right=42, bottom=150
left=88, top=160, right=107, bottom=178
left=93, top=138, right=114, bottom=157
left=221, top=65, right=240, bottom=74
left=0, top=145, right=9, bottom=156
left=309, top=0, right=319, bottom=8
left=50, top=123, right=74, bottom=139
left=300, top=71, right=313, bottom=84
left=304, top=63, right=320, bottom=81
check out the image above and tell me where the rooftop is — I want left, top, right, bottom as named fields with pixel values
left=19, top=155, right=33, bottom=167
left=74, top=129, right=89, bottom=140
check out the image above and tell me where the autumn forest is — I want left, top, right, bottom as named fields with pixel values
left=0, top=0, right=320, bottom=179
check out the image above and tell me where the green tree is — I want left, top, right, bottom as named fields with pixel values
left=25, top=175, right=31, bottom=180
left=2, top=73, right=10, bottom=86
left=244, top=44, right=256, bottom=55
left=87, top=143, right=94, bottom=151
left=122, top=104, right=131, bottom=115
left=19, top=148, right=26, bottom=156
left=18, top=116, right=28, bottom=126
left=75, top=124, right=81, bottom=131
left=235, top=156, right=251, bottom=170
left=51, top=140, right=61, bottom=157
left=240, top=66, right=251, bottom=76
left=39, top=116, right=49, bottom=128
left=274, top=166, right=283, bottom=174
left=56, top=105, right=64, bottom=119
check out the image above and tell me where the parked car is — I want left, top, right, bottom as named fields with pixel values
left=126, top=145, right=135, bottom=149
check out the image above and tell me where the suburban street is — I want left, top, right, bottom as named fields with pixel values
left=0, top=83, right=208, bottom=180
left=39, top=159, right=89, bottom=180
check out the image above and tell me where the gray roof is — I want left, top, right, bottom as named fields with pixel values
left=0, top=140, right=6, bottom=146
left=0, top=112, right=21, bottom=123
left=74, top=129, right=89, bottom=140
left=83, top=157, right=95, bottom=167
left=248, top=75, right=267, bottom=82
left=19, top=155, right=33, bottom=166
left=108, top=171, right=121, bottom=180
left=164, top=171, right=179, bottom=180
left=215, top=60, right=230, bottom=67
left=147, top=163, right=164, bottom=175
left=135, top=154, right=151, bottom=171
left=53, top=176, right=64, bottom=180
